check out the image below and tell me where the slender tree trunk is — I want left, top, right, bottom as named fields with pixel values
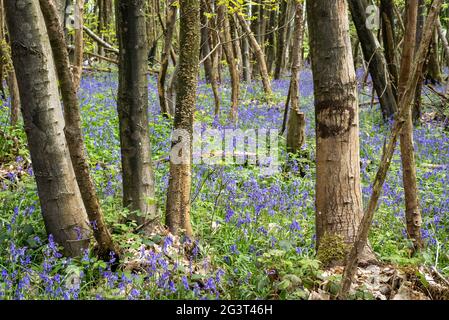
left=265, top=9, right=276, bottom=74
left=0, top=0, right=5, bottom=99
left=438, top=18, right=449, bottom=95
left=8, top=70, right=21, bottom=126
left=398, top=0, right=423, bottom=252
left=380, top=0, right=399, bottom=100
left=230, top=14, right=242, bottom=79
left=200, top=0, right=213, bottom=84
left=413, top=0, right=425, bottom=122
left=218, top=4, right=239, bottom=120
left=307, top=0, right=365, bottom=263
left=158, top=0, right=177, bottom=117
left=250, top=0, right=262, bottom=78
left=348, top=0, right=398, bottom=120
left=352, top=39, right=360, bottom=70
left=116, top=0, right=158, bottom=228
left=237, top=12, right=272, bottom=97
left=241, top=36, right=251, bottom=82
left=165, top=0, right=200, bottom=238
left=286, top=2, right=305, bottom=154
left=437, top=19, right=449, bottom=62
left=285, top=2, right=295, bottom=69
left=201, top=0, right=220, bottom=114
left=40, top=0, right=119, bottom=260
left=274, top=0, right=288, bottom=79
left=146, top=0, right=158, bottom=68
left=340, top=0, right=443, bottom=298
left=426, top=30, right=442, bottom=83
left=167, top=62, right=178, bottom=116
left=240, top=13, right=251, bottom=82
left=0, top=0, right=21, bottom=126
left=97, top=0, right=110, bottom=56
left=5, top=0, right=91, bottom=257
left=72, top=0, right=84, bottom=91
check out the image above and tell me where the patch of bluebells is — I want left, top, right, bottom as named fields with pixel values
left=1, top=69, right=449, bottom=299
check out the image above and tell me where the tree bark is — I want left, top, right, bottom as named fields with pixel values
left=116, top=0, right=158, bottom=227
left=380, top=0, right=399, bottom=100
left=437, top=19, right=449, bottom=61
left=200, top=0, right=213, bottom=84
left=340, top=0, right=443, bottom=299
left=307, top=0, right=364, bottom=262
left=0, top=1, right=21, bottom=126
left=7, top=70, right=21, bottom=126
left=230, top=14, right=242, bottom=79
left=398, top=0, right=423, bottom=253
left=286, top=2, right=305, bottom=154
left=237, top=12, right=272, bottom=97
left=348, top=0, right=398, bottom=120
left=72, top=0, right=84, bottom=91
left=165, top=0, right=200, bottom=238
left=413, top=0, right=425, bottom=122
left=200, top=0, right=220, bottom=114
left=5, top=0, right=91, bottom=257
left=40, top=0, right=119, bottom=260
left=426, top=30, right=442, bottom=83
left=158, top=0, right=177, bottom=117
left=218, top=4, right=239, bottom=120
left=274, top=0, right=288, bottom=79
left=240, top=12, right=251, bottom=83
left=265, top=8, right=276, bottom=74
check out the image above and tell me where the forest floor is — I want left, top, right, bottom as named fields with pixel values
left=0, top=69, right=448, bottom=300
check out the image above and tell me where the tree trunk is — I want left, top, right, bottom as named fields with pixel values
left=200, top=0, right=220, bottom=114
left=413, top=0, right=425, bottom=122
left=54, top=0, right=67, bottom=24
left=340, top=0, right=443, bottom=298
left=165, top=0, right=200, bottom=238
left=265, top=8, right=276, bottom=74
left=71, top=0, right=84, bottom=91
left=237, top=12, right=272, bottom=97
left=250, top=0, right=262, bottom=79
left=307, top=0, right=364, bottom=263
left=5, top=0, right=90, bottom=257
left=116, top=0, right=158, bottom=227
left=241, top=13, right=251, bottom=83
left=97, top=0, right=112, bottom=55
left=274, top=0, right=288, bottom=79
left=7, top=70, right=21, bottom=126
left=218, top=5, right=239, bottom=120
left=286, top=2, right=305, bottom=154
left=437, top=19, right=449, bottom=62
left=426, top=30, right=442, bottom=83
left=158, top=0, right=177, bottom=117
left=40, top=0, right=119, bottom=260
left=398, top=0, right=423, bottom=252
left=200, top=0, right=213, bottom=84
left=437, top=17, right=449, bottom=95
left=348, top=0, right=398, bottom=120
left=230, top=14, right=242, bottom=79
left=380, top=0, right=399, bottom=100
left=0, top=1, right=21, bottom=126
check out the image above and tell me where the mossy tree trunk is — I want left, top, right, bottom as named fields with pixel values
left=165, top=0, right=200, bottom=238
